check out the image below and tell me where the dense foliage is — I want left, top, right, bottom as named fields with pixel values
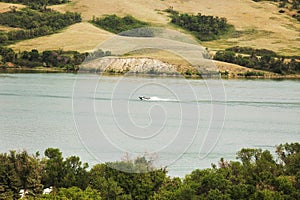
left=226, top=46, right=278, bottom=57
left=214, top=47, right=300, bottom=74
left=0, top=47, right=112, bottom=71
left=0, top=142, right=300, bottom=199
left=0, top=8, right=81, bottom=43
left=0, top=47, right=83, bottom=71
left=167, top=10, right=232, bottom=41
left=0, top=148, right=167, bottom=199
left=91, top=14, right=149, bottom=34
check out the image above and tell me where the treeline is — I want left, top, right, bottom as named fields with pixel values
left=0, top=47, right=84, bottom=71
left=0, top=47, right=111, bottom=71
left=90, top=14, right=149, bottom=34
left=214, top=47, right=300, bottom=74
left=0, top=8, right=81, bottom=43
left=165, top=9, right=232, bottom=41
left=1, top=142, right=300, bottom=199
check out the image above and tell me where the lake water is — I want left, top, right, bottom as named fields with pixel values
left=0, top=73, right=299, bottom=177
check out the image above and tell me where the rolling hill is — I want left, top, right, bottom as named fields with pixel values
left=3, top=0, right=298, bottom=56
left=0, top=0, right=299, bottom=76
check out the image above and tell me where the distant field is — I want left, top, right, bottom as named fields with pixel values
left=7, top=0, right=300, bottom=56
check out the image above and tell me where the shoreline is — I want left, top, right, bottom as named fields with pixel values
left=1, top=67, right=300, bottom=79
left=0, top=67, right=69, bottom=73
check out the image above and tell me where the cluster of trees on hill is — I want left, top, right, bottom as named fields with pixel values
left=226, top=46, right=279, bottom=57
left=214, top=47, right=300, bottom=74
left=0, top=0, right=69, bottom=10
left=165, top=9, right=232, bottom=41
left=0, top=142, right=300, bottom=199
left=253, top=0, right=300, bottom=9
left=90, top=14, right=149, bottom=34
left=0, top=8, right=81, bottom=43
left=252, top=0, right=300, bottom=21
left=0, top=0, right=69, bottom=5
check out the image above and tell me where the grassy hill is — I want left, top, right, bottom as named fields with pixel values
left=0, top=0, right=299, bottom=76
left=3, top=0, right=298, bottom=56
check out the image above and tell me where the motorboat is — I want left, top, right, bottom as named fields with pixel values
left=138, top=96, right=151, bottom=101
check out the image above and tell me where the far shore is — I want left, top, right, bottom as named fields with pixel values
left=0, top=67, right=68, bottom=73
left=1, top=66, right=300, bottom=80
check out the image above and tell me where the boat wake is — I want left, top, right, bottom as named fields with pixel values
left=138, top=96, right=178, bottom=102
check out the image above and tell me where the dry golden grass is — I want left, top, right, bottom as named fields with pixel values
left=49, top=0, right=170, bottom=23
left=0, top=2, right=25, bottom=13
left=7, top=0, right=300, bottom=56
left=9, top=22, right=113, bottom=52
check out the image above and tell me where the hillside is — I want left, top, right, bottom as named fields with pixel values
left=0, top=0, right=299, bottom=77
left=5, top=0, right=299, bottom=56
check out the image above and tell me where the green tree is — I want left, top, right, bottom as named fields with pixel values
left=62, top=156, right=89, bottom=189
left=151, top=177, right=181, bottom=200
left=15, top=151, right=43, bottom=197
left=28, top=49, right=40, bottom=62
left=0, top=152, right=21, bottom=199
left=90, top=157, right=167, bottom=200
left=91, top=14, right=148, bottom=34
left=89, top=164, right=124, bottom=199
left=55, top=186, right=101, bottom=200
left=236, top=148, right=262, bottom=165
left=42, top=148, right=64, bottom=189
left=206, top=189, right=230, bottom=200
left=276, top=143, right=300, bottom=175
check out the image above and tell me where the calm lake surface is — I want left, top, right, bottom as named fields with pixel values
left=0, top=73, right=299, bottom=177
